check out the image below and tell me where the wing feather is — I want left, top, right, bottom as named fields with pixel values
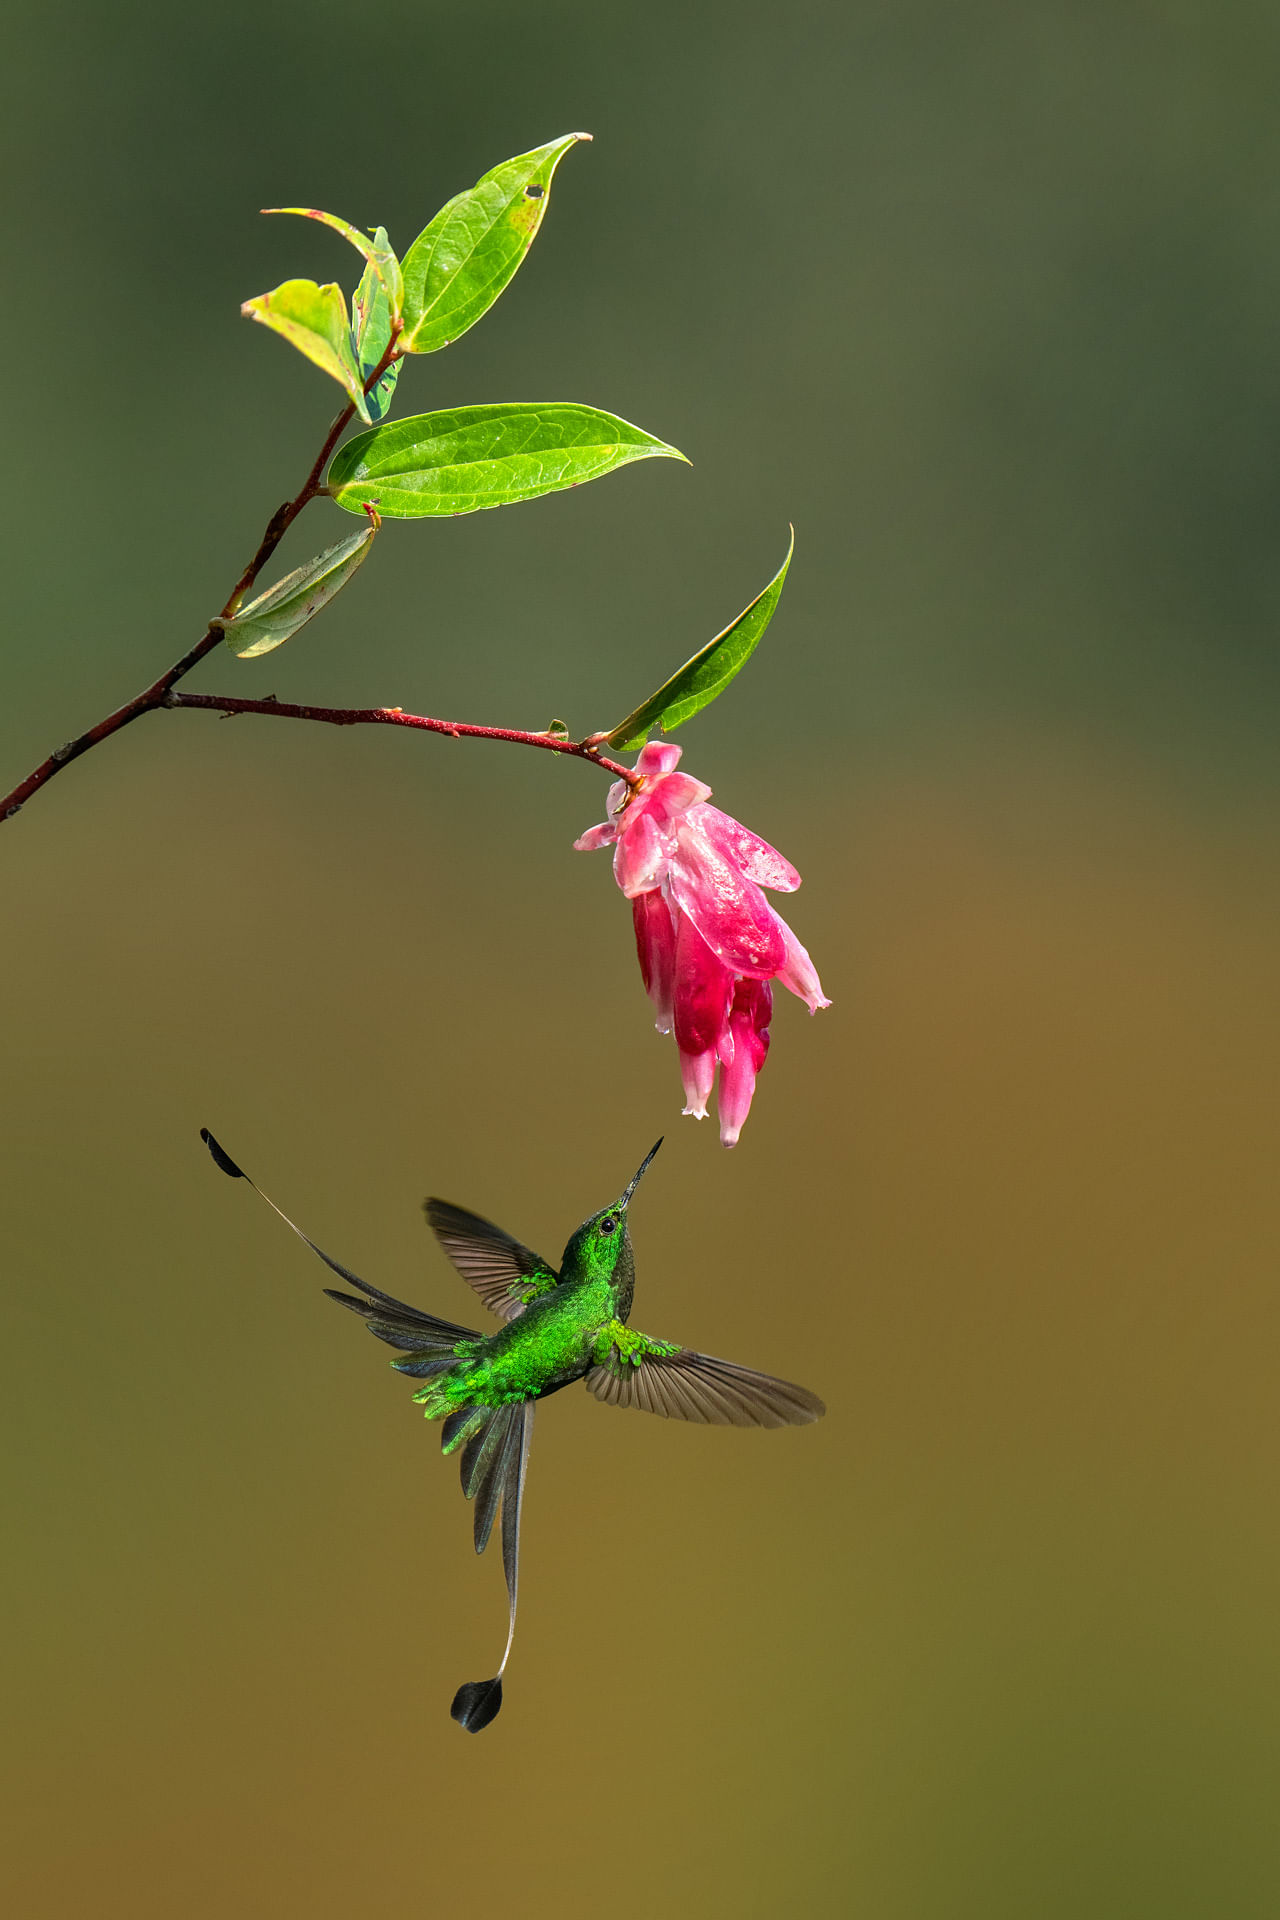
left=586, top=1345, right=824, bottom=1428
left=424, top=1199, right=558, bottom=1322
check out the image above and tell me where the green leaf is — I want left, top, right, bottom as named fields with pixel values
left=351, top=236, right=402, bottom=423
left=211, top=526, right=377, bottom=657
left=326, top=403, right=686, bottom=519
left=264, top=206, right=404, bottom=317
left=241, top=279, right=371, bottom=423
left=400, top=132, right=590, bottom=354
left=605, top=530, right=795, bottom=749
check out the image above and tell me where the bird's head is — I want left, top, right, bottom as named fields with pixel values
left=561, top=1139, right=663, bottom=1296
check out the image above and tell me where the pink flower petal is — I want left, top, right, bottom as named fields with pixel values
left=668, top=820, right=787, bottom=977
left=634, top=741, right=683, bottom=778
left=776, top=922, right=831, bottom=1012
left=613, top=810, right=668, bottom=897
left=717, top=979, right=772, bottom=1147
left=672, top=910, right=735, bottom=1059
left=596, top=764, right=709, bottom=862
left=631, top=890, right=677, bottom=1034
left=573, top=820, right=618, bottom=853
left=678, top=1046, right=716, bottom=1120
left=641, top=770, right=713, bottom=825
left=688, top=803, right=802, bottom=893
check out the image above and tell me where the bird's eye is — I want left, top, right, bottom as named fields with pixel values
left=598, top=1213, right=619, bottom=1236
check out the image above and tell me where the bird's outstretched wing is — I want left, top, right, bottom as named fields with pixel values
left=586, top=1326, right=825, bottom=1428
left=424, top=1198, right=558, bottom=1322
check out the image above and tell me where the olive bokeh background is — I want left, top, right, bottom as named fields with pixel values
left=3, top=5, right=1279, bottom=1915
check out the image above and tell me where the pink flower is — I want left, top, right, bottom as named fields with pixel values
left=574, top=742, right=829, bottom=1145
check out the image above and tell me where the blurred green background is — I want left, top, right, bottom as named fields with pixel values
left=3, top=3, right=1279, bottom=1915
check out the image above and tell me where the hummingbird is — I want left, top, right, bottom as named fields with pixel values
left=200, top=1129, right=824, bottom=1732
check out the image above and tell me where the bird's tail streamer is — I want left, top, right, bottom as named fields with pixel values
left=450, top=1401, right=533, bottom=1732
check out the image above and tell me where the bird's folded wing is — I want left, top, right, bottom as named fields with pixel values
left=586, top=1340, right=825, bottom=1428
left=424, top=1198, right=559, bottom=1320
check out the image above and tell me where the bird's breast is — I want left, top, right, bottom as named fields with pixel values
left=482, top=1288, right=607, bottom=1397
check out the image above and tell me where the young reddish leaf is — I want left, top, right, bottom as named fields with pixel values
left=263, top=207, right=404, bottom=318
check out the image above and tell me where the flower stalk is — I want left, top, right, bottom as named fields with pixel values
left=160, top=693, right=640, bottom=783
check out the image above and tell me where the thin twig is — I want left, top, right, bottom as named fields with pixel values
left=1, top=334, right=402, bottom=823
left=162, top=693, right=639, bottom=784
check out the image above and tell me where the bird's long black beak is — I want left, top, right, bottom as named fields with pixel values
left=618, top=1137, right=663, bottom=1210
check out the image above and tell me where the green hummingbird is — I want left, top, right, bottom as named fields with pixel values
left=201, top=1129, right=824, bottom=1732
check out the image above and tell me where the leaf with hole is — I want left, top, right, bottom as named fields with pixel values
left=241, top=279, right=371, bottom=422
left=211, top=527, right=377, bottom=657
left=400, top=133, right=589, bottom=354
left=326, top=403, right=686, bottom=518
left=606, top=530, right=794, bottom=748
